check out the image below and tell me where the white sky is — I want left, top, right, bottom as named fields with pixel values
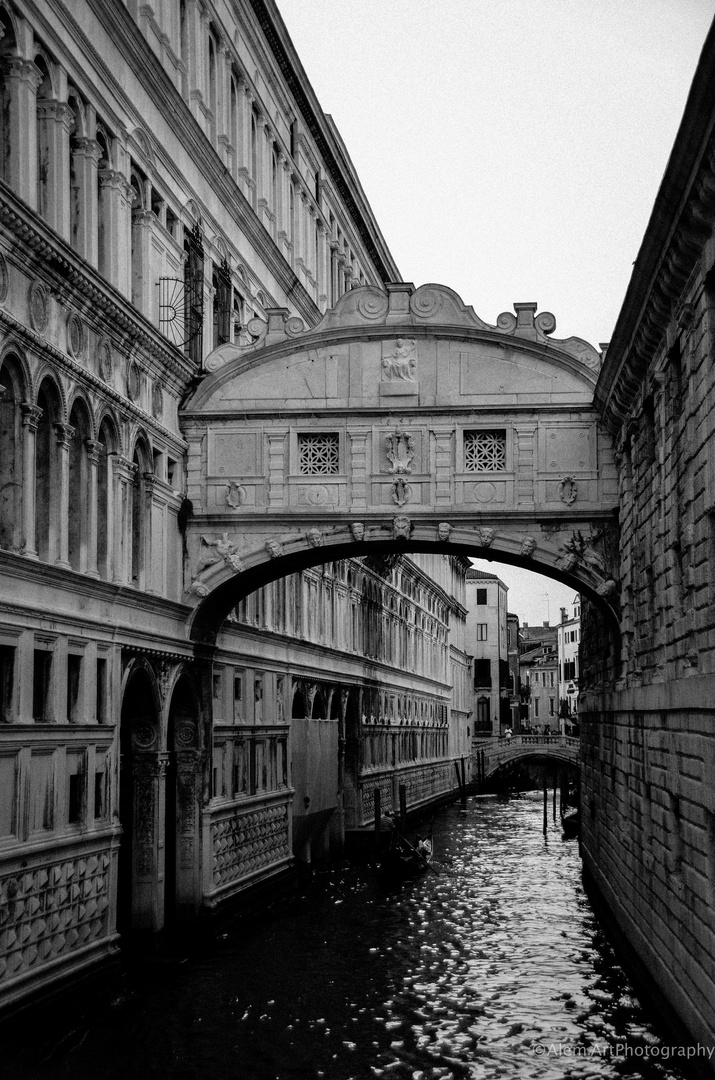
left=276, top=1, right=715, bottom=626
left=278, top=0, right=715, bottom=348
left=469, top=558, right=577, bottom=627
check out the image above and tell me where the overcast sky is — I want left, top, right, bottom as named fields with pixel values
left=278, top=0, right=715, bottom=349
left=276, top=1, right=715, bottom=625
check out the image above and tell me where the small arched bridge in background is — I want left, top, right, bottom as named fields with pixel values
left=473, top=735, right=580, bottom=782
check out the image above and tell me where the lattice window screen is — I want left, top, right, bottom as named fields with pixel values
left=298, top=433, right=340, bottom=474
left=464, top=430, right=506, bottom=472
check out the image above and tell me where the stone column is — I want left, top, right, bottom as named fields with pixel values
left=131, top=751, right=169, bottom=932
left=278, top=157, right=291, bottom=260
left=36, top=99, right=72, bottom=237
left=85, top=438, right=100, bottom=579
left=131, top=207, right=154, bottom=316
left=20, top=403, right=41, bottom=559
left=4, top=58, right=42, bottom=209
left=174, top=748, right=202, bottom=919
left=316, top=219, right=328, bottom=309
left=98, top=169, right=133, bottom=297
left=218, top=50, right=233, bottom=171
left=71, top=136, right=101, bottom=265
left=255, top=115, right=270, bottom=228
left=112, top=455, right=137, bottom=585
left=348, top=429, right=370, bottom=510
left=431, top=428, right=454, bottom=507
left=237, top=83, right=253, bottom=201
left=267, top=430, right=288, bottom=508
left=54, top=422, right=75, bottom=569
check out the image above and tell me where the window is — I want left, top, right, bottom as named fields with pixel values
left=94, top=756, right=106, bottom=819
left=298, top=432, right=339, bottom=475
left=67, top=752, right=85, bottom=825
left=476, top=623, right=488, bottom=641
left=474, top=658, right=491, bottom=687
left=534, top=698, right=539, bottom=718
left=33, top=649, right=52, bottom=721
left=96, top=657, right=107, bottom=723
left=183, top=224, right=204, bottom=365
left=476, top=588, right=487, bottom=605
left=30, top=752, right=54, bottom=832
left=549, top=697, right=555, bottom=716
left=212, top=260, right=231, bottom=348
left=233, top=672, right=243, bottom=721
left=0, top=645, right=15, bottom=721
left=67, top=654, right=82, bottom=722
left=464, top=430, right=507, bottom=472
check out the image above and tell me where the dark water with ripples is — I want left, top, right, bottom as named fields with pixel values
left=5, top=793, right=700, bottom=1079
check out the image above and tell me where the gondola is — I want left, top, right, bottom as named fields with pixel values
left=381, top=822, right=437, bottom=880
left=561, top=808, right=580, bottom=838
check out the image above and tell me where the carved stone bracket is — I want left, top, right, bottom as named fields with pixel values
left=520, top=535, right=537, bottom=558
left=265, top=538, right=283, bottom=558
left=350, top=521, right=365, bottom=541
left=437, top=522, right=452, bottom=541
left=306, top=527, right=323, bottom=547
left=392, top=515, right=412, bottom=539
left=474, top=526, right=495, bottom=547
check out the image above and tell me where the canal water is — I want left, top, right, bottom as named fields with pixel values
left=5, top=793, right=696, bottom=1080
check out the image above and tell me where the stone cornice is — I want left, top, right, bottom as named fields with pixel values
left=594, top=19, right=715, bottom=433
left=0, top=180, right=193, bottom=392
left=0, top=300, right=187, bottom=451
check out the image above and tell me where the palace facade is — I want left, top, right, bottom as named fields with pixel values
left=0, top=0, right=470, bottom=1011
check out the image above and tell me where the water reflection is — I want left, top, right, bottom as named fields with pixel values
left=5, top=793, right=693, bottom=1080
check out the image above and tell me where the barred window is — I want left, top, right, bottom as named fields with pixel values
left=298, top=432, right=340, bottom=474
left=464, top=429, right=506, bottom=472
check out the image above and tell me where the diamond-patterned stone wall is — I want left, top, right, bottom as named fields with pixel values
left=0, top=851, right=111, bottom=984
left=211, top=802, right=290, bottom=888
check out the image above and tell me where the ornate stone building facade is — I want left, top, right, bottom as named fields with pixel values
left=583, top=20, right=715, bottom=1053
left=0, top=0, right=471, bottom=1011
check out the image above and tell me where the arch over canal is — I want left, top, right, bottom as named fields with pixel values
left=181, top=283, right=620, bottom=644
left=473, top=735, right=580, bottom=781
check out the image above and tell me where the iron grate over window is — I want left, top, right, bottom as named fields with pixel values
left=464, top=429, right=507, bottom=472
left=298, top=433, right=339, bottom=474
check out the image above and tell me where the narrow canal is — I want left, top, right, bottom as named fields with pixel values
left=5, top=793, right=695, bottom=1080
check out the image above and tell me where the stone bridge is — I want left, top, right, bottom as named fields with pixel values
left=473, top=735, right=580, bottom=780
left=180, top=282, right=621, bottom=642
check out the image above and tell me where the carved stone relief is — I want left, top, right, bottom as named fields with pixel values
left=386, top=431, right=414, bottom=474
left=29, top=281, right=48, bottom=333
left=382, top=338, right=416, bottom=381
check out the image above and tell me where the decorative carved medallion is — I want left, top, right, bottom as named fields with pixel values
left=386, top=430, right=414, bottom=474
left=127, top=359, right=141, bottom=402
left=0, top=252, right=8, bottom=304
left=558, top=476, right=578, bottom=505
left=226, top=481, right=247, bottom=508
left=66, top=312, right=84, bottom=360
left=29, top=280, right=49, bottom=332
left=133, top=723, right=157, bottom=749
left=391, top=478, right=412, bottom=506
left=151, top=379, right=163, bottom=419
left=98, top=338, right=113, bottom=384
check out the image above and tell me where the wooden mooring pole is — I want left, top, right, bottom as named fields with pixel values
left=374, top=788, right=381, bottom=851
left=543, top=775, right=548, bottom=835
left=553, top=769, right=557, bottom=822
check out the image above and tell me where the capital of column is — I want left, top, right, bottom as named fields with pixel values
left=85, top=438, right=101, bottom=465
left=112, top=454, right=138, bottom=481
left=36, top=98, right=73, bottom=129
left=5, top=56, right=43, bottom=92
left=72, top=136, right=102, bottom=164
left=0, top=383, right=6, bottom=402
left=53, top=421, right=75, bottom=449
left=98, top=168, right=133, bottom=201
left=21, top=402, right=42, bottom=430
